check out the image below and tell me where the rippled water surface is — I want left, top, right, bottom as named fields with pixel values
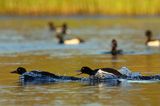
left=0, top=16, right=160, bottom=106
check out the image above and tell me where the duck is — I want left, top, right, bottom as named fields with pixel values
left=11, top=67, right=81, bottom=82
left=145, top=30, right=160, bottom=47
left=56, top=23, right=84, bottom=45
left=49, top=22, right=84, bottom=45
left=76, top=66, right=160, bottom=81
left=76, top=66, right=125, bottom=79
left=48, top=22, right=56, bottom=31
left=110, top=39, right=123, bottom=55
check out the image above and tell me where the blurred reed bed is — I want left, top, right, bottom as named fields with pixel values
left=0, top=0, right=160, bottom=15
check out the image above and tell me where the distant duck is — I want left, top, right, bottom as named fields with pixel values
left=111, top=39, right=123, bottom=55
left=145, top=30, right=160, bottom=47
left=76, top=66, right=124, bottom=79
left=56, top=23, right=84, bottom=45
left=48, top=22, right=56, bottom=31
left=48, top=22, right=84, bottom=45
left=11, top=67, right=81, bottom=82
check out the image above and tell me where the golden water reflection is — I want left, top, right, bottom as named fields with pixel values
left=0, top=54, right=160, bottom=105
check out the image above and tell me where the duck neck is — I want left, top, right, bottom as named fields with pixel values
left=59, top=37, right=64, bottom=44
left=147, top=37, right=152, bottom=42
left=111, top=44, right=117, bottom=53
left=57, top=34, right=64, bottom=44
left=146, top=36, right=152, bottom=45
left=112, top=41, right=117, bottom=51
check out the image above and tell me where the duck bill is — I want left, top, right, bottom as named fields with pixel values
left=10, top=70, right=17, bottom=74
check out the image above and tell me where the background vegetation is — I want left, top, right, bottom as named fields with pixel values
left=0, top=0, right=160, bottom=16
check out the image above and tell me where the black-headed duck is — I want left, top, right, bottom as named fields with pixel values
left=77, top=66, right=124, bottom=78
left=145, top=30, right=160, bottom=47
left=56, top=23, right=84, bottom=45
left=111, top=39, right=123, bottom=55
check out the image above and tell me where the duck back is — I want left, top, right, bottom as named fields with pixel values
left=64, top=38, right=81, bottom=45
left=147, top=40, right=160, bottom=47
left=95, top=68, right=123, bottom=77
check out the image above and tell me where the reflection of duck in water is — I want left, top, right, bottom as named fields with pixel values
left=11, top=67, right=81, bottom=83
left=111, top=39, right=123, bottom=56
left=145, top=30, right=160, bottom=47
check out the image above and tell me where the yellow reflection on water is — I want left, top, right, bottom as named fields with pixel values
left=0, top=54, right=160, bottom=106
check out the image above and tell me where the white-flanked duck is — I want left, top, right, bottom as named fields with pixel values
left=76, top=66, right=160, bottom=81
left=56, top=23, right=84, bottom=45
left=48, top=22, right=84, bottom=45
left=11, top=67, right=81, bottom=83
left=77, top=66, right=124, bottom=79
left=111, top=39, right=123, bottom=56
left=145, top=30, right=160, bottom=47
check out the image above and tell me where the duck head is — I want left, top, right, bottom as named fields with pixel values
left=11, top=67, right=27, bottom=75
left=145, top=30, right=152, bottom=42
left=77, top=66, right=96, bottom=76
left=111, top=39, right=118, bottom=56
left=111, top=39, right=117, bottom=50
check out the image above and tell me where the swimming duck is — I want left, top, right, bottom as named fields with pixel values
left=77, top=66, right=160, bottom=81
left=145, top=30, right=160, bottom=47
left=48, top=22, right=56, bottom=31
left=57, top=23, right=84, bottom=45
left=76, top=66, right=124, bottom=79
left=11, top=67, right=81, bottom=82
left=48, top=22, right=84, bottom=45
left=111, top=39, right=123, bottom=55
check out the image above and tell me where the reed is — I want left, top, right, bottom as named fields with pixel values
left=0, top=0, right=160, bottom=16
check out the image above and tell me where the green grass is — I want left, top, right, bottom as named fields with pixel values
left=0, top=0, right=160, bottom=15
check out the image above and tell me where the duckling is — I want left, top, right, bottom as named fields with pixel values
left=111, top=39, right=123, bottom=56
left=145, top=30, right=160, bottom=47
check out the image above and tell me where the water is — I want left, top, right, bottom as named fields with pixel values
left=0, top=16, right=160, bottom=106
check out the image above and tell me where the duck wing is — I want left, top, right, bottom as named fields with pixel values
left=95, top=68, right=123, bottom=77
left=31, top=71, right=60, bottom=78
